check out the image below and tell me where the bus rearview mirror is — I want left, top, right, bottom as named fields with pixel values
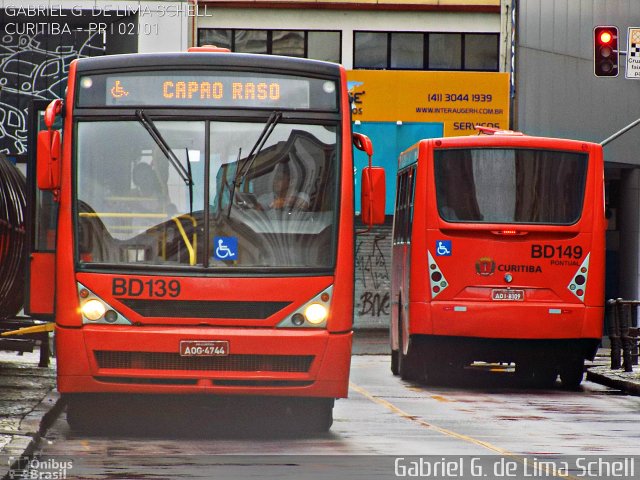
left=352, top=132, right=373, bottom=157
left=361, top=166, right=385, bottom=226
left=37, top=129, right=62, bottom=192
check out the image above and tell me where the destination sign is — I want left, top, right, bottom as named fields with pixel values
left=77, top=71, right=337, bottom=110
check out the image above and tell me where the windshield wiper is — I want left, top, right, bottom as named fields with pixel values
left=185, top=148, right=194, bottom=215
left=234, top=111, right=282, bottom=188
left=135, top=110, right=193, bottom=188
left=227, top=111, right=282, bottom=216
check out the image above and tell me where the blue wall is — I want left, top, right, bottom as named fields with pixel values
left=353, top=121, right=443, bottom=214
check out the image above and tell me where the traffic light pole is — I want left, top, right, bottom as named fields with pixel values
left=600, top=117, right=640, bottom=146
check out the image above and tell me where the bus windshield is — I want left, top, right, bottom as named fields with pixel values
left=434, top=148, right=588, bottom=225
left=76, top=119, right=338, bottom=269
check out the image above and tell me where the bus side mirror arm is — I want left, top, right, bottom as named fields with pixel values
left=353, top=133, right=385, bottom=235
left=37, top=99, right=64, bottom=201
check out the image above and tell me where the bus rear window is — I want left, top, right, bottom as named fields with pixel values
left=434, top=148, right=588, bottom=225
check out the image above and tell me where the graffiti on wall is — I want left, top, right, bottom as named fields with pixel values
left=0, top=27, right=104, bottom=155
left=354, top=226, right=392, bottom=328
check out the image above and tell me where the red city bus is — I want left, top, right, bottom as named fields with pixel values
left=29, top=51, right=384, bottom=431
left=390, top=128, right=605, bottom=389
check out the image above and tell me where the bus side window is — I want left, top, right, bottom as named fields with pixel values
left=407, top=168, right=415, bottom=241
left=394, top=171, right=409, bottom=244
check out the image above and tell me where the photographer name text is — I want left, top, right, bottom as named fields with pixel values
left=394, top=457, right=636, bottom=478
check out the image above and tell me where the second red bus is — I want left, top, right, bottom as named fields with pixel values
left=390, top=129, right=605, bottom=389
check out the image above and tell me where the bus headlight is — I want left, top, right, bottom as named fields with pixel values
left=82, top=299, right=106, bottom=321
left=276, top=286, right=333, bottom=329
left=77, top=282, right=132, bottom=325
left=304, top=303, right=328, bottom=325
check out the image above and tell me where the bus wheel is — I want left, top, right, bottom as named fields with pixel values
left=560, top=360, right=584, bottom=390
left=398, top=321, right=423, bottom=381
left=65, top=394, right=102, bottom=431
left=534, top=367, right=558, bottom=389
left=391, top=301, right=401, bottom=376
left=288, top=398, right=334, bottom=433
left=516, top=363, right=557, bottom=388
left=424, top=359, right=457, bottom=385
left=391, top=349, right=399, bottom=375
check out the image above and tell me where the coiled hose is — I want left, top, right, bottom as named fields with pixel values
left=0, top=155, right=26, bottom=318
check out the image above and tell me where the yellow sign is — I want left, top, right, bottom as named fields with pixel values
left=347, top=70, right=510, bottom=137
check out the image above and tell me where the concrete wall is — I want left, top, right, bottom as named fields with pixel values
left=517, top=0, right=640, bottom=154
left=354, top=221, right=393, bottom=329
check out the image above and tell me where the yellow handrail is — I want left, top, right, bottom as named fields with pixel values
left=79, top=211, right=198, bottom=265
left=171, top=215, right=197, bottom=265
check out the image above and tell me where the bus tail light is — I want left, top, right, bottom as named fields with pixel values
left=427, top=251, right=448, bottom=299
left=567, top=253, right=590, bottom=301
left=277, top=286, right=333, bottom=329
left=77, top=283, right=131, bottom=325
left=491, top=230, right=528, bottom=236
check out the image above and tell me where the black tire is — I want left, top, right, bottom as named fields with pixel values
left=560, top=359, right=584, bottom=390
left=390, top=304, right=400, bottom=375
left=65, top=394, right=104, bottom=432
left=533, top=366, right=558, bottom=389
left=516, top=363, right=557, bottom=389
left=391, top=349, right=399, bottom=375
left=285, top=397, right=334, bottom=433
left=307, top=398, right=334, bottom=433
left=423, top=358, right=459, bottom=386
left=66, top=394, right=135, bottom=433
left=398, top=318, right=423, bottom=381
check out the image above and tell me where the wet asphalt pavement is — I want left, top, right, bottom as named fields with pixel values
left=0, top=330, right=639, bottom=479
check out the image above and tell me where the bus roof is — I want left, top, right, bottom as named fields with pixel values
left=398, top=134, right=600, bottom=170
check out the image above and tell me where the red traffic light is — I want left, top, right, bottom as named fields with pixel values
left=594, top=26, right=619, bottom=77
left=598, top=30, right=613, bottom=44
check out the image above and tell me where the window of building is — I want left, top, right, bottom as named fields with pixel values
left=464, top=33, right=499, bottom=71
left=354, top=32, right=387, bottom=69
left=354, top=31, right=499, bottom=71
left=234, top=30, right=268, bottom=54
left=308, top=32, right=341, bottom=62
left=428, top=33, right=462, bottom=70
left=272, top=30, right=304, bottom=57
left=199, top=29, right=232, bottom=49
left=198, top=29, right=341, bottom=63
left=391, top=32, right=424, bottom=69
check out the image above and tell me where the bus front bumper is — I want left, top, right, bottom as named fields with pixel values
left=56, top=326, right=352, bottom=398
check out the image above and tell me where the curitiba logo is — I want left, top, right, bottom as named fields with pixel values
left=476, top=257, right=496, bottom=276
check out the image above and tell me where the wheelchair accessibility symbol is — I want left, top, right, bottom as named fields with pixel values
left=436, top=240, right=452, bottom=256
left=214, top=237, right=238, bottom=260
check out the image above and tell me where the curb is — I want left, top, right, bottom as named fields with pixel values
left=1, top=390, right=64, bottom=480
left=586, top=368, right=640, bottom=396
